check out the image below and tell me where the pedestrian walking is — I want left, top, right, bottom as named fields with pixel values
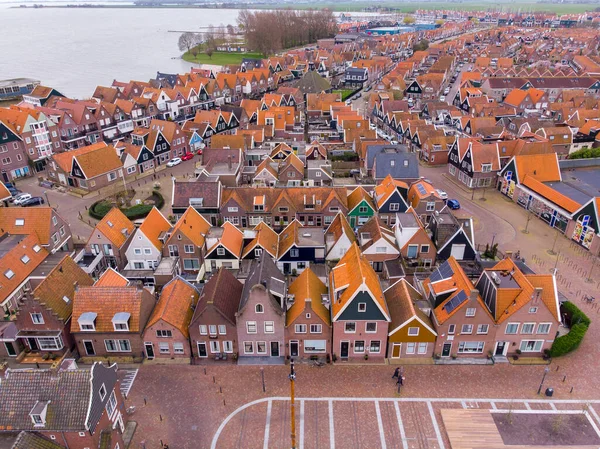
left=399, top=375, right=404, bottom=386
left=392, top=367, right=400, bottom=379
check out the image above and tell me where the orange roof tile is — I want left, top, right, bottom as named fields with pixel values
left=521, top=175, right=581, bottom=213
left=330, top=243, right=389, bottom=321
left=513, top=153, right=560, bottom=183
left=94, top=267, right=129, bottom=287
left=167, top=206, right=210, bottom=248
left=146, top=277, right=199, bottom=338
left=286, top=268, right=330, bottom=326
left=138, top=207, right=171, bottom=251
left=0, top=207, right=59, bottom=246
left=94, top=208, right=134, bottom=249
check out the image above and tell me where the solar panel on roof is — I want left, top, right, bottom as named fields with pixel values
left=443, top=290, right=468, bottom=314
left=429, top=267, right=443, bottom=283
left=439, top=260, right=454, bottom=278
left=417, top=183, right=427, bottom=195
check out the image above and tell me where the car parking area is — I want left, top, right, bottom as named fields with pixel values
left=211, top=397, right=600, bottom=449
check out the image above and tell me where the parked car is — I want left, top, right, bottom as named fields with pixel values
left=436, top=189, right=448, bottom=200
left=196, top=149, right=203, bottom=156
left=447, top=199, right=460, bottom=210
left=7, top=187, right=21, bottom=198
left=369, top=123, right=377, bottom=130
left=444, top=87, right=450, bottom=95
left=181, top=153, right=194, bottom=161
left=345, top=99, right=352, bottom=105
left=21, top=196, right=45, bottom=207
left=439, top=95, right=446, bottom=102
left=166, top=158, right=182, bottom=167
left=13, top=193, right=32, bottom=205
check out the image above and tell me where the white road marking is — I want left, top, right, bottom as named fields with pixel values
left=211, top=397, right=600, bottom=449
left=329, top=399, right=335, bottom=449
left=374, top=401, right=387, bottom=449
left=299, top=400, right=305, bottom=449
left=461, top=401, right=467, bottom=409
left=549, top=402, right=557, bottom=410
left=263, top=400, right=272, bottom=449
left=120, top=369, right=138, bottom=398
left=585, top=408, right=600, bottom=438
left=427, top=401, right=446, bottom=449
left=394, top=401, right=409, bottom=449
left=524, top=402, right=532, bottom=410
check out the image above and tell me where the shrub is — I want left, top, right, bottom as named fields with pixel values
left=151, top=191, right=165, bottom=210
left=89, top=200, right=113, bottom=220
left=568, top=147, right=600, bottom=160
left=123, top=204, right=153, bottom=220
left=550, top=301, right=590, bottom=357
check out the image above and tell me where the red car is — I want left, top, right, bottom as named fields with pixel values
left=181, top=153, right=194, bottom=161
left=196, top=149, right=203, bottom=156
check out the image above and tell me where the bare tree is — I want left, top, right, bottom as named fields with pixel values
left=178, top=32, right=197, bottom=53
left=216, top=24, right=227, bottom=43
left=190, top=46, right=199, bottom=60
left=205, top=25, right=216, bottom=51
left=205, top=47, right=214, bottom=60
left=227, top=24, right=235, bottom=36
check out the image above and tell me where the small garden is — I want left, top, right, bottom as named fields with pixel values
left=332, top=88, right=356, bottom=101
left=89, top=187, right=165, bottom=220
left=550, top=301, right=590, bottom=357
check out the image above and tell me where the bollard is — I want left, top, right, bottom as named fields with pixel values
left=144, top=398, right=147, bottom=405
left=556, top=365, right=559, bottom=371
left=213, top=375, right=216, bottom=384
left=563, top=375, right=566, bottom=382
left=204, top=368, right=207, bottom=375
left=570, top=387, right=574, bottom=393
left=224, top=399, right=226, bottom=406
left=160, top=414, right=163, bottom=421
left=220, top=386, right=222, bottom=394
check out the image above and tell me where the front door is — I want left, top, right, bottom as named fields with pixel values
left=495, top=341, right=507, bottom=356
left=283, top=263, right=291, bottom=274
left=392, top=343, right=401, bottom=358
left=83, top=340, right=95, bottom=356
left=270, top=341, right=280, bottom=357
left=145, top=342, right=155, bottom=359
left=442, top=342, right=452, bottom=357
left=197, top=342, right=207, bottom=358
left=340, top=341, right=349, bottom=358
left=28, top=338, right=39, bottom=351
left=290, top=341, right=299, bottom=357
left=4, top=342, right=16, bottom=357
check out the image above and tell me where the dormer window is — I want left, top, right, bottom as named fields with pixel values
left=4, top=269, right=14, bottom=280
left=99, top=384, right=107, bottom=401
left=29, top=401, right=49, bottom=427
left=112, top=312, right=130, bottom=331
left=78, top=312, right=97, bottom=331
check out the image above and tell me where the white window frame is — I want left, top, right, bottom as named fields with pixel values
left=365, top=322, right=377, bottom=333
left=521, top=322, right=535, bottom=334
left=264, top=321, right=275, bottom=333
left=461, top=324, right=473, bottom=334
left=505, top=322, right=519, bottom=334
left=408, top=327, right=419, bottom=336
left=537, top=323, right=551, bottom=335
left=519, top=340, right=544, bottom=353
left=465, top=308, right=476, bottom=317
left=310, top=324, right=322, bottom=333
left=295, top=324, right=307, bottom=333
left=31, top=313, right=44, bottom=325
left=477, top=324, right=489, bottom=335
left=345, top=322, right=356, bottom=333
left=246, top=321, right=257, bottom=334
left=358, top=303, right=367, bottom=312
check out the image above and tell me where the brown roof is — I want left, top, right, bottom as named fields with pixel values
left=242, top=222, right=279, bottom=258
left=138, top=207, right=171, bottom=251
left=208, top=221, right=244, bottom=257
left=286, top=268, right=330, bottom=326
left=192, top=267, right=243, bottom=326
left=146, top=277, right=198, bottom=338
left=325, top=213, right=356, bottom=247
left=513, top=153, right=560, bottom=183
left=386, top=279, right=435, bottom=336
left=52, top=142, right=122, bottom=179
left=32, top=255, right=93, bottom=322
left=347, top=186, right=375, bottom=212
left=93, top=207, right=134, bottom=249
left=71, top=285, right=152, bottom=333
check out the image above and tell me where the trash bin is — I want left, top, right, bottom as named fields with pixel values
left=545, top=387, right=554, bottom=397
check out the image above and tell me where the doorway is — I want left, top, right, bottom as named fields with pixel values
left=270, top=341, right=280, bottom=357
left=392, top=343, right=401, bottom=358
left=4, top=341, right=16, bottom=357
left=28, top=338, right=39, bottom=352
left=145, top=342, right=155, bottom=359
left=197, top=342, right=207, bottom=358
left=450, top=244, right=466, bottom=260
left=283, top=263, right=291, bottom=274
left=495, top=341, right=507, bottom=356
left=290, top=341, right=299, bottom=357
left=340, top=341, right=349, bottom=358
left=83, top=340, right=95, bottom=356
left=441, top=342, right=452, bottom=357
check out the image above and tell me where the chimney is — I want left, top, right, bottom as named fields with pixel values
left=228, top=155, right=232, bottom=170
left=505, top=250, right=513, bottom=260
left=469, top=289, right=479, bottom=302
left=532, top=287, right=543, bottom=304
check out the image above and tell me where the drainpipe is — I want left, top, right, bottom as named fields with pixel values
left=61, top=431, right=70, bottom=449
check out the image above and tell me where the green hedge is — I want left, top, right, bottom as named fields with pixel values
left=88, top=191, right=164, bottom=220
left=550, top=301, right=590, bottom=357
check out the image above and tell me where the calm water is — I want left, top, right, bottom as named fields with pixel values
left=0, top=7, right=242, bottom=98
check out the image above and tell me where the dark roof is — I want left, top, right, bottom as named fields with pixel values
left=366, top=144, right=410, bottom=169
left=294, top=71, right=332, bottom=95
left=172, top=180, right=221, bottom=209
left=0, top=363, right=117, bottom=432
left=374, top=152, right=419, bottom=180
left=192, top=267, right=243, bottom=325
left=11, top=432, right=64, bottom=449
left=239, top=253, right=285, bottom=312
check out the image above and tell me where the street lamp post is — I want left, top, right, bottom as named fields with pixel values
left=537, top=366, right=550, bottom=395
left=289, top=359, right=297, bottom=449
left=43, top=190, right=50, bottom=209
